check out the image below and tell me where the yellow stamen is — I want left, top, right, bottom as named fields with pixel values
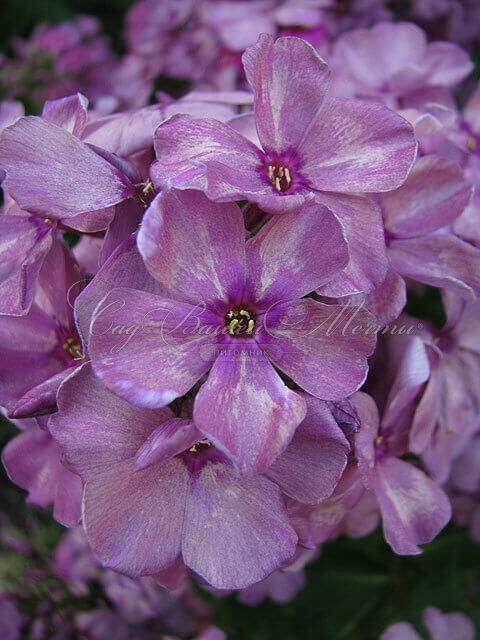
left=269, top=165, right=293, bottom=191
left=62, top=338, right=86, bottom=361
left=189, top=438, right=211, bottom=452
left=468, top=137, right=476, bottom=152
left=143, top=180, right=154, bottom=195
left=228, top=318, right=240, bottom=335
left=225, top=308, right=255, bottom=336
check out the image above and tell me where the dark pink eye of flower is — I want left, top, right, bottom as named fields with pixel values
left=224, top=307, right=256, bottom=336
left=58, top=333, right=85, bottom=364
left=62, top=336, right=84, bottom=361
left=32, top=216, right=56, bottom=240
left=266, top=162, right=293, bottom=192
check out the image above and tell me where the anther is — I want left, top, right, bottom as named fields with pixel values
left=228, top=318, right=240, bottom=335
left=468, top=137, right=476, bottom=152
left=143, top=180, right=154, bottom=195
left=225, top=308, right=256, bottom=336
left=268, top=164, right=293, bottom=192
left=189, top=438, right=211, bottom=453
left=62, top=337, right=85, bottom=361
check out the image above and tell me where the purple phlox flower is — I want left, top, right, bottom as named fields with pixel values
left=126, top=0, right=194, bottom=59
left=151, top=33, right=416, bottom=295
left=73, top=232, right=167, bottom=352
left=397, top=87, right=480, bottom=255
left=95, top=54, right=158, bottom=112
left=72, top=235, right=104, bottom=277
left=341, top=148, right=476, bottom=326
left=162, top=23, right=222, bottom=88
left=53, top=527, right=98, bottom=592
left=396, top=88, right=464, bottom=170
left=287, top=310, right=436, bottom=547
left=451, top=492, right=480, bottom=544
left=82, top=89, right=253, bottom=162
left=448, top=426, right=480, bottom=539
left=125, top=0, right=221, bottom=88
left=0, top=92, right=141, bottom=230
left=0, top=238, right=88, bottom=419
left=88, top=188, right=372, bottom=475
left=0, top=595, right=22, bottom=640
left=0, top=93, right=150, bottom=314
left=450, top=428, right=480, bottom=495
left=49, top=361, right=352, bottom=588
left=351, top=391, right=452, bottom=554
left=381, top=154, right=478, bottom=304
left=75, top=609, right=129, bottom=640
left=204, top=1, right=277, bottom=53
left=450, top=84, right=480, bottom=247
left=100, top=569, right=211, bottom=635
left=287, top=463, right=365, bottom=548
left=236, top=546, right=318, bottom=605
left=2, top=417, right=82, bottom=527
left=289, top=384, right=451, bottom=553
left=381, top=606, right=475, bottom=640
left=399, top=87, right=464, bottom=162
left=0, top=100, right=24, bottom=181
left=331, top=22, right=473, bottom=107
left=411, top=0, right=480, bottom=46
left=396, top=295, right=480, bottom=483
left=342, top=488, right=381, bottom=538
left=2, top=16, right=113, bottom=108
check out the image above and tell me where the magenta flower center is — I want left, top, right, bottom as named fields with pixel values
left=267, top=163, right=293, bottom=192
left=224, top=307, right=256, bottom=336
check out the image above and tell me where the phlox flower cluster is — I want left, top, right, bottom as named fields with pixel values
left=0, top=1, right=480, bottom=638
